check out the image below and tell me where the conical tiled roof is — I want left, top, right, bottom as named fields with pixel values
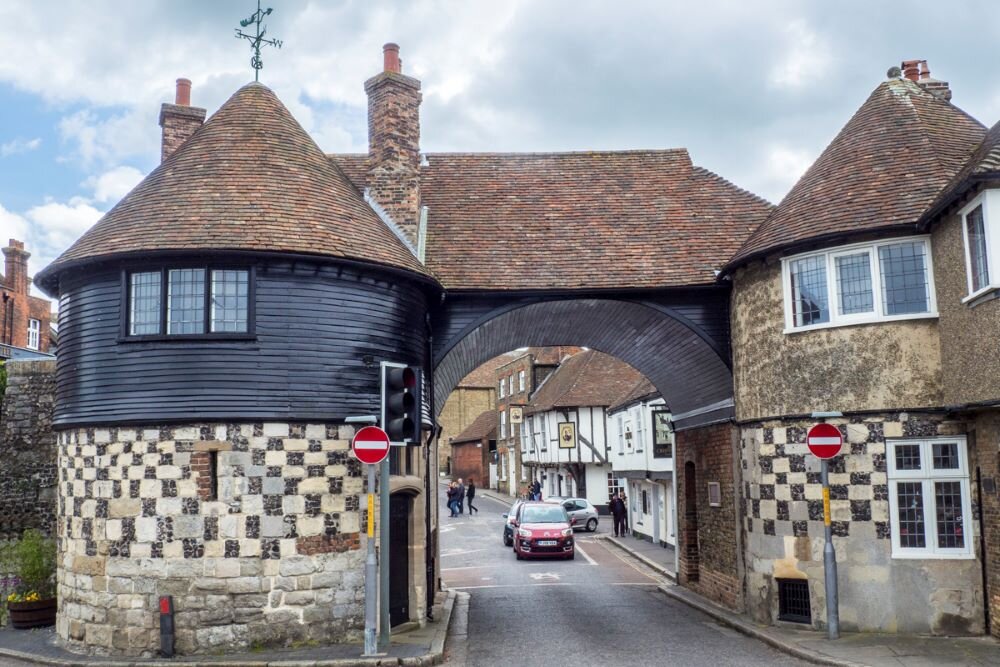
left=36, top=83, right=432, bottom=291
left=726, top=78, right=985, bottom=270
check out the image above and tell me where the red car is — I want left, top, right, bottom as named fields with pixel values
left=512, top=502, right=576, bottom=560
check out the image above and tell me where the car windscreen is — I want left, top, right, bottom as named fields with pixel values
left=520, top=505, right=567, bottom=523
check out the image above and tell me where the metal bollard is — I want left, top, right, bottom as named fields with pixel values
left=158, top=595, right=175, bottom=657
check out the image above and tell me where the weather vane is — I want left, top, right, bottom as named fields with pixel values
left=234, top=0, right=283, bottom=82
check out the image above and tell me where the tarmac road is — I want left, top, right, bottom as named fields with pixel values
left=439, top=483, right=807, bottom=667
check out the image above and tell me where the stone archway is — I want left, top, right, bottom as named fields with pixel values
left=433, top=298, right=733, bottom=430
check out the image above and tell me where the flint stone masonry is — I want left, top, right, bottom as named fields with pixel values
left=741, top=412, right=984, bottom=635
left=0, top=359, right=57, bottom=538
left=56, top=422, right=366, bottom=656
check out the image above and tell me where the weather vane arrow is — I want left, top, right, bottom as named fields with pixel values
left=234, top=0, right=283, bottom=82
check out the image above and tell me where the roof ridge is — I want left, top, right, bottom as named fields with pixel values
left=421, top=148, right=691, bottom=158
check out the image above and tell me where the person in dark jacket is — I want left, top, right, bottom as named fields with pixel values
left=466, top=478, right=478, bottom=514
left=446, top=481, right=459, bottom=517
left=609, top=492, right=628, bottom=537
left=456, top=478, right=466, bottom=514
left=530, top=480, right=541, bottom=501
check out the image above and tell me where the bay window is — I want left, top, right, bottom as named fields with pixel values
left=783, top=237, right=935, bottom=332
left=960, top=192, right=1000, bottom=302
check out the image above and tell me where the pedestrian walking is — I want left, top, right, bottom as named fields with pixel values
left=466, top=478, right=479, bottom=514
left=530, top=479, right=541, bottom=501
left=446, top=481, right=459, bottom=517
left=609, top=492, right=628, bottom=538
left=620, top=492, right=630, bottom=536
left=457, top=478, right=466, bottom=514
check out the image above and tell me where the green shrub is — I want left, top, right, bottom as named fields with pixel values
left=2, top=530, right=56, bottom=599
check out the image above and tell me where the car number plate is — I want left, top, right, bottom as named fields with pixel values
left=538, top=540, right=557, bottom=546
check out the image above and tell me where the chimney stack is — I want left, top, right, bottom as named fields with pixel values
left=2, top=239, right=29, bottom=297
left=364, top=43, right=423, bottom=245
left=159, top=77, right=207, bottom=162
left=901, top=59, right=952, bottom=102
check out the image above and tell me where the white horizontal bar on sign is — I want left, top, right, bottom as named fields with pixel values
left=354, top=440, right=389, bottom=450
left=807, top=437, right=841, bottom=445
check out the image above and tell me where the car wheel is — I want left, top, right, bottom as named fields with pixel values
left=586, top=518, right=598, bottom=532
left=504, top=535, right=512, bottom=547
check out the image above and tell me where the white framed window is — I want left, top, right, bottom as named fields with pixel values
left=782, top=236, right=936, bottom=333
left=607, top=472, right=624, bottom=499
left=887, top=437, right=973, bottom=559
left=500, top=411, right=506, bottom=439
left=633, top=406, right=645, bottom=452
left=520, top=421, right=527, bottom=453
left=27, top=318, right=40, bottom=350
left=508, top=375, right=514, bottom=394
left=499, top=379, right=505, bottom=398
left=616, top=414, right=625, bottom=454
left=518, top=370, right=525, bottom=393
left=959, top=192, right=1000, bottom=303
left=540, top=416, right=548, bottom=452
left=707, top=482, right=722, bottom=507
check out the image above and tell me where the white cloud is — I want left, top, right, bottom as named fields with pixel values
left=768, top=20, right=831, bottom=89
left=85, top=166, right=144, bottom=204
left=754, top=144, right=814, bottom=203
left=0, top=203, right=30, bottom=242
left=0, top=137, right=41, bottom=158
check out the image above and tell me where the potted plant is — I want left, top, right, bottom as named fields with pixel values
left=2, top=530, right=57, bottom=628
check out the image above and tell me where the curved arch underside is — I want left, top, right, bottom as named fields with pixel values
left=434, top=299, right=733, bottom=426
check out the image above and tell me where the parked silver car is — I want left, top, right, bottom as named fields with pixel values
left=546, top=497, right=599, bottom=532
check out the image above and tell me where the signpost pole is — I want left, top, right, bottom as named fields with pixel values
left=821, top=458, right=840, bottom=640
left=378, top=456, right=390, bottom=651
left=363, top=463, right=378, bottom=656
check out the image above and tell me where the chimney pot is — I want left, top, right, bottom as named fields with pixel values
left=175, top=78, right=192, bottom=106
left=901, top=60, right=921, bottom=82
left=919, top=60, right=931, bottom=80
left=383, top=43, right=401, bottom=73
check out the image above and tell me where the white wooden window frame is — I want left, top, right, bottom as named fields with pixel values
left=616, top=413, right=625, bottom=455
left=781, top=235, right=937, bottom=334
left=886, top=436, right=973, bottom=560
left=498, top=379, right=505, bottom=398
left=707, top=482, right=722, bottom=507
left=959, top=192, right=1000, bottom=303
left=633, top=405, right=645, bottom=453
left=508, top=375, right=514, bottom=395
left=500, top=411, right=506, bottom=439
left=27, top=318, right=40, bottom=350
left=518, top=370, right=525, bottom=392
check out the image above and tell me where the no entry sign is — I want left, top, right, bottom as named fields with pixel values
left=807, top=423, right=843, bottom=459
left=352, top=426, right=391, bottom=465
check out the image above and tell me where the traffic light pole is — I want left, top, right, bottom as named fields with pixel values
left=378, top=456, right=390, bottom=650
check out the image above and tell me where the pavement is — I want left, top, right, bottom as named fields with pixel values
left=480, top=482, right=1000, bottom=666
left=0, top=588, right=459, bottom=667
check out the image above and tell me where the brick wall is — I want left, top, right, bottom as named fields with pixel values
left=1, top=240, right=53, bottom=353
left=0, top=359, right=57, bottom=538
left=970, top=411, right=1000, bottom=639
left=676, top=421, right=742, bottom=611
left=451, top=439, right=487, bottom=485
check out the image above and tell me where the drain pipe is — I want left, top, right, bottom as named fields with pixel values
left=424, top=311, right=436, bottom=620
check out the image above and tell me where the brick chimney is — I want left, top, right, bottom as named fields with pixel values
left=2, top=239, right=29, bottom=296
left=902, top=59, right=952, bottom=102
left=364, top=43, right=423, bottom=245
left=159, top=78, right=207, bottom=162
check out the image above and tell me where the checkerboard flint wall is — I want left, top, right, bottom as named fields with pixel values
left=56, top=422, right=366, bottom=656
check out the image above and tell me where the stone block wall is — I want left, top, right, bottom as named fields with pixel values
left=56, top=422, right=366, bottom=656
left=676, top=422, right=742, bottom=611
left=740, top=412, right=985, bottom=635
left=0, top=359, right=57, bottom=538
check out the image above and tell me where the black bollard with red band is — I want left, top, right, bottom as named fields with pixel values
left=159, top=595, right=175, bottom=657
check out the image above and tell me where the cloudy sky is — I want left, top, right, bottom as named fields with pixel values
left=3, top=0, right=1000, bottom=286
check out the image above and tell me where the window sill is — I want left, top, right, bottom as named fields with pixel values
left=118, top=333, right=257, bottom=343
left=783, top=312, right=938, bottom=335
left=962, top=285, right=1000, bottom=307
left=890, top=551, right=975, bottom=560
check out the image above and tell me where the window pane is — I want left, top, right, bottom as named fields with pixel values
left=210, top=270, right=249, bottom=333
left=896, top=481, right=926, bottom=548
left=835, top=252, right=874, bottom=315
left=932, top=442, right=960, bottom=470
left=879, top=242, right=930, bottom=315
left=894, top=443, right=922, bottom=471
left=790, top=255, right=830, bottom=326
left=129, top=271, right=161, bottom=335
left=935, top=481, right=965, bottom=549
left=966, top=205, right=990, bottom=292
left=167, top=269, right=205, bottom=334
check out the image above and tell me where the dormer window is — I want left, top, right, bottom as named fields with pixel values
left=960, top=193, right=1000, bottom=303
left=125, top=267, right=252, bottom=338
left=782, top=237, right=936, bottom=332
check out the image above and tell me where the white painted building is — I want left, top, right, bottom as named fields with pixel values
left=607, top=380, right=676, bottom=547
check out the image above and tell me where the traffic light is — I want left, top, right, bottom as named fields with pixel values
left=381, top=363, right=422, bottom=444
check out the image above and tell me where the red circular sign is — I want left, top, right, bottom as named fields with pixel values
left=806, top=423, right=843, bottom=459
left=352, top=426, right=391, bottom=465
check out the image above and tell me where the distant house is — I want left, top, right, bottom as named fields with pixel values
left=0, top=239, right=52, bottom=359
left=449, top=409, right=496, bottom=489
left=607, top=378, right=674, bottom=547
left=523, top=350, right=643, bottom=510
left=437, top=356, right=499, bottom=473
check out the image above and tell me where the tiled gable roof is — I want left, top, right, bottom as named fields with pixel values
left=36, top=84, right=431, bottom=291
left=919, top=120, right=1000, bottom=227
left=727, top=79, right=985, bottom=270
left=526, top=350, right=645, bottom=414
left=608, top=376, right=660, bottom=414
left=451, top=409, right=497, bottom=444
left=457, top=355, right=509, bottom=388
left=333, top=151, right=773, bottom=291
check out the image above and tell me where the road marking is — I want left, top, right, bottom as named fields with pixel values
left=447, top=582, right=660, bottom=590
left=441, top=549, right=486, bottom=557
left=529, top=572, right=561, bottom=581
left=574, top=543, right=598, bottom=565
left=439, top=526, right=456, bottom=533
